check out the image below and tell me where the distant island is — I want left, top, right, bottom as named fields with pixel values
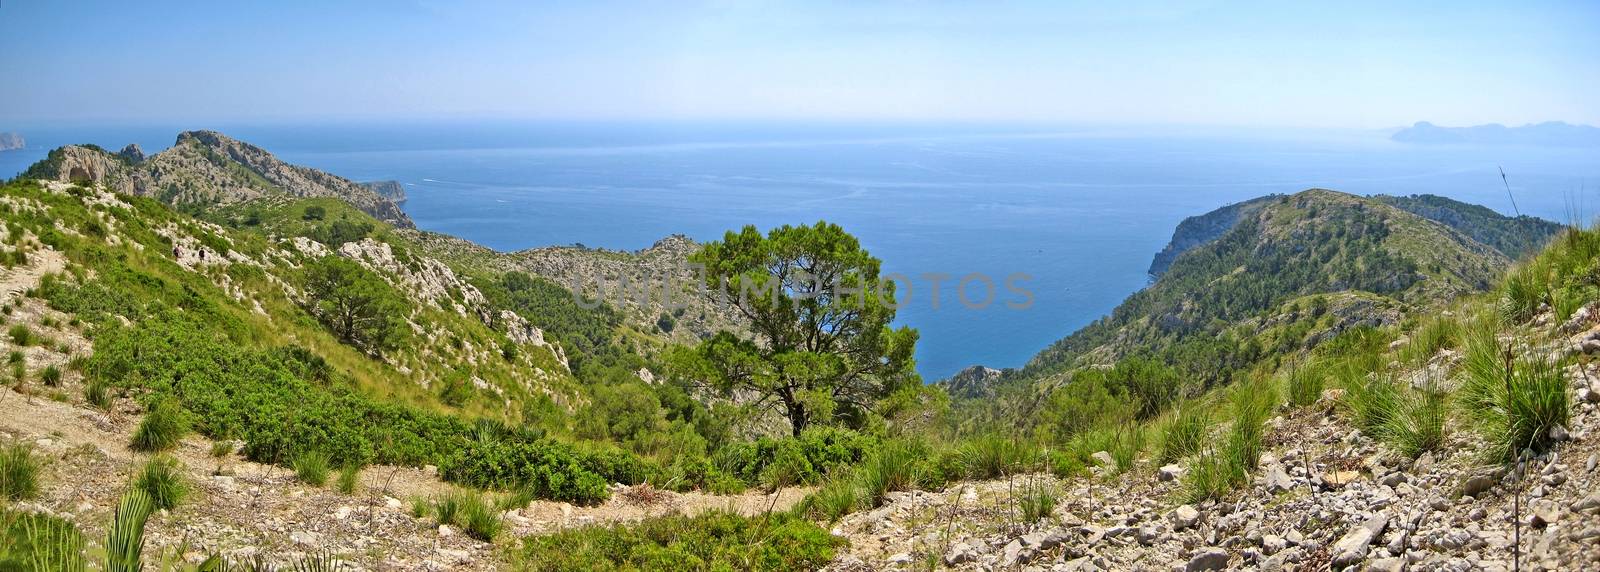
left=1392, top=120, right=1600, bottom=147
left=0, top=132, right=23, bottom=151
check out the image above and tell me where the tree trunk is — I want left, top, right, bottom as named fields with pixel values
left=786, top=400, right=809, bottom=437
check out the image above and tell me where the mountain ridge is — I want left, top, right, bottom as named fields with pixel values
left=19, top=131, right=413, bottom=228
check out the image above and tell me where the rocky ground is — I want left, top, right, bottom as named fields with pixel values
left=823, top=333, right=1600, bottom=571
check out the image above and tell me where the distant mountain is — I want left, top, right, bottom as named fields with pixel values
left=936, top=365, right=1009, bottom=400
left=1391, top=121, right=1600, bottom=147
left=0, top=132, right=23, bottom=151
left=21, top=131, right=412, bottom=227
left=1027, top=189, right=1561, bottom=382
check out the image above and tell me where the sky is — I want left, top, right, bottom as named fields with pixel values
left=1, top=0, right=1597, bottom=128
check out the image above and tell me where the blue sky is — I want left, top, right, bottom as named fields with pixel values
left=1, top=0, right=1596, bottom=127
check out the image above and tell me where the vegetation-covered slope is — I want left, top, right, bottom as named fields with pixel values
left=1026, top=189, right=1557, bottom=384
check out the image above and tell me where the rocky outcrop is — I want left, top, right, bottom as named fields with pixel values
left=0, top=132, right=23, bottom=151
left=116, top=143, right=145, bottom=163
left=23, top=132, right=412, bottom=228
left=1148, top=195, right=1276, bottom=278
left=938, top=365, right=1008, bottom=399
left=362, top=180, right=408, bottom=203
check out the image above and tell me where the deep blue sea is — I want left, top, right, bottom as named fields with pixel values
left=3, top=121, right=1597, bottom=379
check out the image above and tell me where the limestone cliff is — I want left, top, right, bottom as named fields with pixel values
left=21, top=131, right=412, bottom=228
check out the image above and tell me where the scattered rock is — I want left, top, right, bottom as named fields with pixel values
left=944, top=542, right=977, bottom=565
left=1185, top=547, right=1230, bottom=571
left=1159, top=464, right=1185, bottom=482
left=1264, top=464, right=1294, bottom=493
left=1461, top=474, right=1496, bottom=498
left=1170, top=505, right=1202, bottom=531
left=1331, top=515, right=1388, bottom=569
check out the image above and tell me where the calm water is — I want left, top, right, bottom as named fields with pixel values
left=4, top=122, right=1597, bottom=379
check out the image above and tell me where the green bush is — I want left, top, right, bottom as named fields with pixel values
left=105, top=489, right=154, bottom=572
left=515, top=511, right=841, bottom=571
left=1017, top=483, right=1058, bottom=524
left=798, top=473, right=858, bottom=522
left=1460, top=321, right=1570, bottom=462
left=856, top=440, right=924, bottom=508
left=1284, top=361, right=1324, bottom=407
left=1385, top=388, right=1447, bottom=458
left=712, top=427, right=873, bottom=488
left=337, top=464, right=360, bottom=494
left=84, top=379, right=111, bottom=410
left=1, top=509, right=87, bottom=571
left=7, top=324, right=31, bottom=346
left=133, top=455, right=188, bottom=511
left=959, top=434, right=1039, bottom=480
left=1156, top=406, right=1208, bottom=464
left=1341, top=374, right=1400, bottom=440
left=293, top=450, right=331, bottom=486
left=130, top=398, right=188, bottom=453
left=39, top=365, right=61, bottom=387
left=0, top=443, right=41, bottom=501
left=442, top=439, right=611, bottom=505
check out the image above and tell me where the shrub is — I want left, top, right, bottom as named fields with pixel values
left=713, top=427, right=873, bottom=487
left=134, top=455, right=188, bottom=511
left=1284, top=362, right=1324, bottom=408
left=1047, top=450, right=1087, bottom=479
left=1108, top=428, right=1146, bottom=474
left=0, top=443, right=41, bottom=501
left=39, top=365, right=61, bottom=387
left=292, top=450, right=331, bottom=486
left=105, top=490, right=154, bottom=572
left=442, top=439, right=612, bottom=505
left=1341, top=374, right=1400, bottom=440
left=209, top=440, right=235, bottom=458
left=959, top=434, right=1039, bottom=480
left=1017, top=483, right=1058, bottom=524
left=1459, top=324, right=1570, bottom=462
left=1385, top=388, right=1447, bottom=458
left=0, top=510, right=86, bottom=571
left=799, top=473, right=858, bottom=522
left=84, top=379, right=111, bottom=410
left=514, top=510, right=841, bottom=571
left=337, top=464, right=360, bottom=494
left=7, top=324, right=31, bottom=346
left=1156, top=406, right=1208, bottom=464
left=459, top=494, right=503, bottom=542
left=855, top=440, right=924, bottom=509
left=130, top=398, right=188, bottom=453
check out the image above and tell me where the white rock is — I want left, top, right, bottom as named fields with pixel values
left=1331, top=515, right=1388, bottom=568
left=1170, top=505, right=1202, bottom=531
left=1159, top=464, right=1185, bottom=482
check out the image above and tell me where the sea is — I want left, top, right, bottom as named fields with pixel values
left=3, top=121, right=1597, bottom=380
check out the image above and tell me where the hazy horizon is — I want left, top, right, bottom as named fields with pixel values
left=2, top=1, right=1597, bottom=128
